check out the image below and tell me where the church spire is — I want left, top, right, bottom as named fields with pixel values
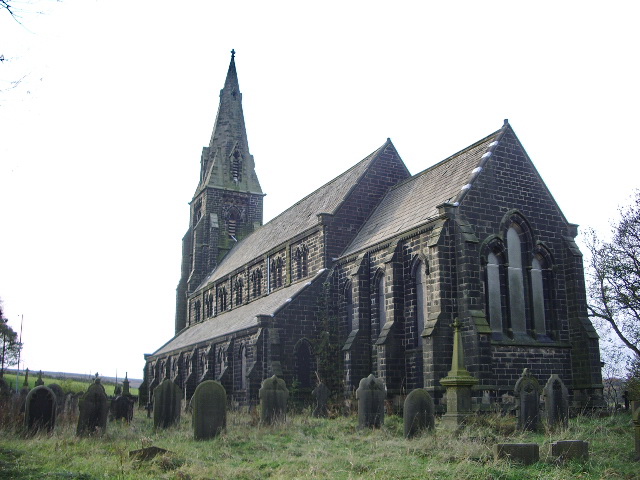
left=199, top=49, right=262, bottom=195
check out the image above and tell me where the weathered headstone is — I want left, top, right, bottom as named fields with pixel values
left=494, top=443, right=540, bottom=465
left=64, top=392, right=80, bottom=417
left=259, top=375, right=288, bottom=425
left=543, top=374, right=568, bottom=429
left=356, top=374, right=385, bottom=429
left=24, top=385, right=57, bottom=434
left=112, top=395, right=134, bottom=422
left=514, top=368, right=541, bottom=431
left=312, top=382, right=330, bottom=418
left=23, top=368, right=30, bottom=387
left=77, top=379, right=109, bottom=436
left=34, top=370, right=44, bottom=386
left=47, top=383, right=66, bottom=413
left=403, top=388, right=435, bottom=438
left=191, top=380, right=226, bottom=440
left=153, top=378, right=182, bottom=429
left=550, top=440, right=589, bottom=462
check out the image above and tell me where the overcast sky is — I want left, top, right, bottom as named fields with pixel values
left=1, top=1, right=638, bottom=380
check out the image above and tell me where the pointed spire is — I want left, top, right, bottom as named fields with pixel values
left=200, top=50, right=262, bottom=194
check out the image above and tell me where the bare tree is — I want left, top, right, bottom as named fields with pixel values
left=586, top=191, right=640, bottom=360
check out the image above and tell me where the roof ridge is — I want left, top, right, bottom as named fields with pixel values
left=387, top=125, right=505, bottom=194
left=260, top=141, right=388, bottom=224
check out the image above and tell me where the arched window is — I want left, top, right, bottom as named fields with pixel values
left=251, top=268, right=262, bottom=298
left=376, top=272, right=386, bottom=333
left=240, top=344, right=248, bottom=390
left=217, top=286, right=227, bottom=312
left=227, top=207, right=240, bottom=238
left=486, top=251, right=505, bottom=335
left=231, top=149, right=242, bottom=183
left=194, top=299, right=201, bottom=323
left=234, top=278, right=244, bottom=306
left=507, top=226, right=527, bottom=336
left=205, top=291, right=214, bottom=318
left=294, top=340, right=313, bottom=389
left=345, top=281, right=355, bottom=331
left=295, top=245, right=309, bottom=280
left=531, top=247, right=555, bottom=338
left=270, top=256, right=284, bottom=290
left=217, top=347, right=226, bottom=377
left=414, top=260, right=427, bottom=347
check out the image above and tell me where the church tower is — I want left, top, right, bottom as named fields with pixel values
left=175, top=50, right=264, bottom=333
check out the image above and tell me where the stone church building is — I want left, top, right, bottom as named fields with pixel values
left=146, top=52, right=603, bottom=410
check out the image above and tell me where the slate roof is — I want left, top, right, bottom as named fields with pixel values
left=154, top=270, right=326, bottom=356
left=341, top=126, right=505, bottom=257
left=196, top=142, right=389, bottom=290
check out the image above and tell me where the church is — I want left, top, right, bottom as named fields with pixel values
left=145, top=52, right=603, bottom=411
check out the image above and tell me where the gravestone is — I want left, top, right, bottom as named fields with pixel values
left=550, top=440, right=589, bottom=462
left=34, top=370, right=44, bottom=386
left=542, top=375, right=568, bottom=429
left=23, top=368, right=30, bottom=387
left=122, top=374, right=130, bottom=396
left=153, top=378, right=182, bottom=429
left=514, top=368, right=541, bottom=431
left=312, top=383, right=330, bottom=418
left=113, top=395, right=134, bottom=422
left=191, top=380, right=226, bottom=440
left=356, top=374, right=385, bottom=429
left=403, top=388, right=435, bottom=438
left=259, top=375, right=288, bottom=425
left=47, top=383, right=66, bottom=413
left=77, top=379, right=109, bottom=436
left=24, top=385, right=57, bottom=434
left=494, top=443, right=539, bottom=465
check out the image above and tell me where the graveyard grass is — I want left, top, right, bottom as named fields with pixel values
left=0, top=407, right=638, bottom=479
left=2, top=373, right=139, bottom=396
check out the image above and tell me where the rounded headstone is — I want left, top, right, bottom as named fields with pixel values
left=24, top=385, right=57, bottom=434
left=153, top=378, right=182, bottom=429
left=403, top=388, right=435, bottom=438
left=191, top=380, right=226, bottom=440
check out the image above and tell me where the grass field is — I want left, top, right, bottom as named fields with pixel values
left=0, top=405, right=637, bottom=480
left=1, top=373, right=139, bottom=396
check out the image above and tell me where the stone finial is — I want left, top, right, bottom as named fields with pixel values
left=122, top=373, right=130, bottom=396
left=231, top=49, right=235, bottom=59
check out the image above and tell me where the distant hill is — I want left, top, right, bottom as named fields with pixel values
left=4, top=369, right=143, bottom=389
